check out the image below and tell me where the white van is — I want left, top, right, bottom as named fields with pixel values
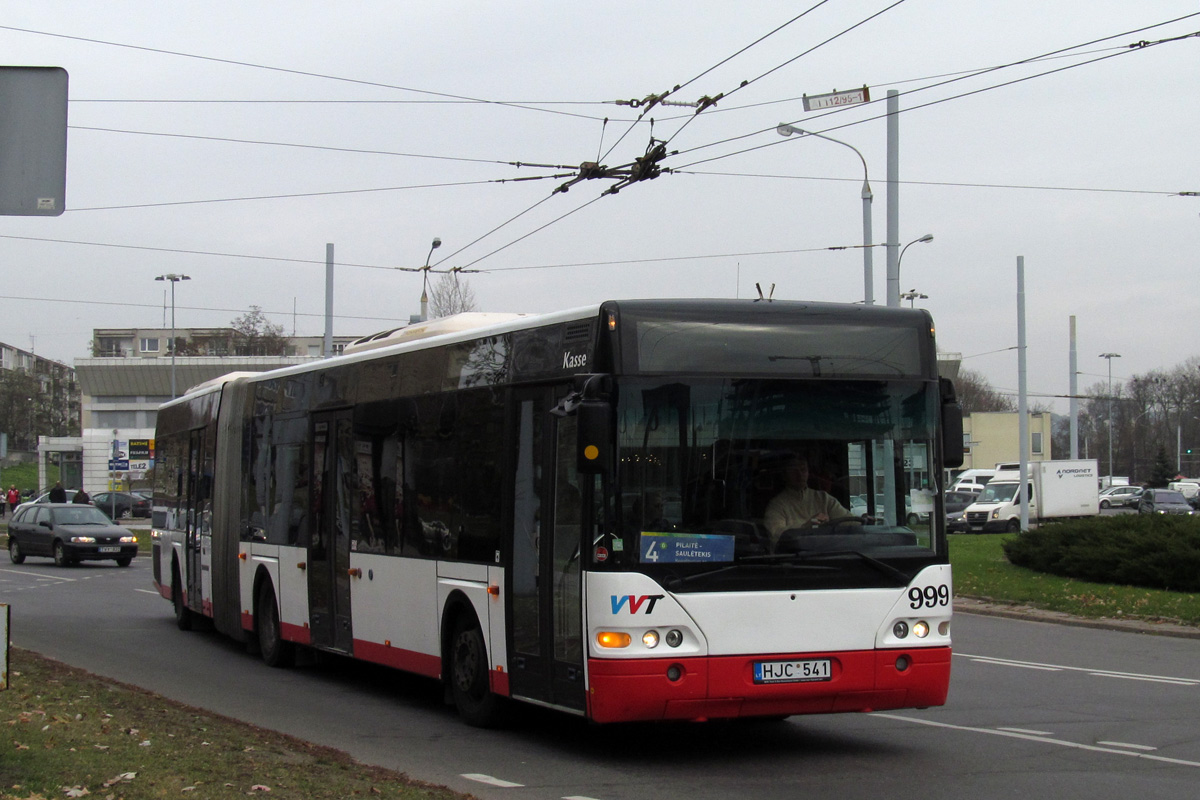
left=951, top=468, right=996, bottom=492
left=1168, top=481, right=1199, bottom=500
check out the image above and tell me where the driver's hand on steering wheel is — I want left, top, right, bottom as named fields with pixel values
left=810, top=512, right=830, bottom=525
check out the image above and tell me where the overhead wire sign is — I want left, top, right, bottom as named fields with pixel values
left=802, top=86, right=870, bottom=111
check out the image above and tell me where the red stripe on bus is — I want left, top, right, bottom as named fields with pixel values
left=586, top=647, right=950, bottom=723
left=353, top=639, right=442, bottom=679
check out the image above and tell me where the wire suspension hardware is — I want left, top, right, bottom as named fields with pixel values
left=553, top=137, right=677, bottom=196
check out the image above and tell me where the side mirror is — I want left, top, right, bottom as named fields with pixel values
left=939, top=377, right=964, bottom=469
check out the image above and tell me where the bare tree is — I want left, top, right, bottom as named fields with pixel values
left=230, top=306, right=289, bottom=356
left=953, top=368, right=1016, bottom=413
left=428, top=274, right=478, bottom=318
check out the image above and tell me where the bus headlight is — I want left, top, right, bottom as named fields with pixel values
left=893, top=621, right=909, bottom=639
left=913, top=621, right=930, bottom=638
left=665, top=629, right=683, bottom=647
left=642, top=630, right=660, bottom=648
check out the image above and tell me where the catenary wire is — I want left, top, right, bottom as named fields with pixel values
left=0, top=24, right=608, bottom=122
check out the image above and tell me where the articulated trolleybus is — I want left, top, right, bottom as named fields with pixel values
left=151, top=299, right=964, bottom=726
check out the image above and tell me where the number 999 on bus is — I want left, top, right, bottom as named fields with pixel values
left=909, top=584, right=950, bottom=609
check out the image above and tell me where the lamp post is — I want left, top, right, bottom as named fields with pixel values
left=1099, top=352, right=1121, bottom=480
left=155, top=274, right=190, bottom=398
left=776, top=124, right=874, bottom=304
left=419, top=237, right=441, bottom=322
left=899, top=289, right=928, bottom=307
left=894, top=234, right=934, bottom=306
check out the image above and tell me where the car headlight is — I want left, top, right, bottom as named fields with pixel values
left=120, top=535, right=137, bottom=543
left=70, top=536, right=96, bottom=543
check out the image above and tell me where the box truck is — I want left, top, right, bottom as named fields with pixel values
left=963, top=459, right=1100, bottom=533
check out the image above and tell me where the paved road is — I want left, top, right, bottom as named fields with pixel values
left=3, top=557, right=1199, bottom=800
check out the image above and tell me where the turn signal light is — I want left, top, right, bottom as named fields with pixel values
left=596, top=631, right=631, bottom=648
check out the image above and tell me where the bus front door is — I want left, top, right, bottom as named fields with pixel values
left=508, top=390, right=586, bottom=713
left=308, top=412, right=354, bottom=654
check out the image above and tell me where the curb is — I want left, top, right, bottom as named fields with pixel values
left=955, top=596, right=1200, bottom=640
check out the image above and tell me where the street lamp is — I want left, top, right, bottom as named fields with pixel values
left=895, top=234, right=934, bottom=304
left=419, top=237, right=441, bottom=322
left=155, top=274, right=190, bottom=398
left=777, top=124, right=874, bottom=304
left=1099, top=352, right=1121, bottom=480
left=899, top=289, right=928, bottom=307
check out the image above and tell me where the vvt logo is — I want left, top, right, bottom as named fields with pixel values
left=610, top=594, right=664, bottom=614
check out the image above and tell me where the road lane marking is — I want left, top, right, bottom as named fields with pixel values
left=970, top=657, right=1060, bottom=671
left=997, top=727, right=1053, bottom=735
left=134, top=588, right=159, bottom=595
left=875, top=713, right=1200, bottom=768
left=461, top=774, right=524, bottom=788
left=1088, top=672, right=1198, bottom=686
left=1098, top=741, right=1157, bottom=751
left=957, top=652, right=1200, bottom=686
left=0, top=568, right=76, bottom=581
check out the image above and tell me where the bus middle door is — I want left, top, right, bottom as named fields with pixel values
left=508, top=389, right=586, bottom=713
left=307, top=412, right=354, bottom=654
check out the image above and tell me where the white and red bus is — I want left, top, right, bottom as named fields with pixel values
left=151, top=299, right=963, bottom=726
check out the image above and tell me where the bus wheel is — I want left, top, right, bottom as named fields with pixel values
left=449, top=614, right=502, bottom=727
left=172, top=563, right=193, bottom=631
left=256, top=585, right=295, bottom=668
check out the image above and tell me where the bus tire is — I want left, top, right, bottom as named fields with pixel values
left=172, top=563, right=193, bottom=631
left=449, top=613, right=502, bottom=728
left=256, top=583, right=295, bottom=668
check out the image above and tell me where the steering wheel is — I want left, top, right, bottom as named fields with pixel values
left=775, top=515, right=866, bottom=552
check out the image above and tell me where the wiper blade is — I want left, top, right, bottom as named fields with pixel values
left=799, top=549, right=911, bottom=583
left=665, top=560, right=836, bottom=589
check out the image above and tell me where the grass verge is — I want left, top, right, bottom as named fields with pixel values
left=950, top=533, right=1200, bottom=625
left=0, top=648, right=467, bottom=800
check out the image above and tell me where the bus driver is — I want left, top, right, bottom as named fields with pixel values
left=763, top=454, right=849, bottom=546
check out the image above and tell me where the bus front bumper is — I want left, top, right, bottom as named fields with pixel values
left=586, top=647, right=951, bottom=724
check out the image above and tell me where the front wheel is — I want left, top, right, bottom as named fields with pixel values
left=9, top=538, right=25, bottom=564
left=1005, top=518, right=1021, bottom=533
left=115, top=556, right=132, bottom=567
left=53, top=540, right=72, bottom=567
left=1099, top=499, right=1110, bottom=509
left=256, top=584, right=295, bottom=668
left=449, top=614, right=503, bottom=727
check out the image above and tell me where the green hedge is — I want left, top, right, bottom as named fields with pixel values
left=1002, top=515, right=1200, bottom=592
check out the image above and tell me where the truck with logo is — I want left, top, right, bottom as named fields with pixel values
left=963, top=459, right=1100, bottom=533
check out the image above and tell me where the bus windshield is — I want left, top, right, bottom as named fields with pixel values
left=602, top=376, right=942, bottom=589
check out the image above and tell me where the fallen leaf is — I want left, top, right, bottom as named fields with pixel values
left=249, top=786, right=271, bottom=793
left=63, top=787, right=90, bottom=798
left=139, top=740, right=151, bottom=747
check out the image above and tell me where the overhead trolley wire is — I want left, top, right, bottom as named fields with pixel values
left=669, top=17, right=1200, bottom=171
left=661, top=0, right=909, bottom=146
left=0, top=24, right=608, bottom=122
left=667, top=12, right=1200, bottom=169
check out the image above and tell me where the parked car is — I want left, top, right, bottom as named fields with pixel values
left=15, top=488, right=82, bottom=513
left=1137, top=489, right=1194, bottom=516
left=91, top=491, right=151, bottom=519
left=1099, top=485, right=1142, bottom=509
left=7, top=503, right=138, bottom=567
